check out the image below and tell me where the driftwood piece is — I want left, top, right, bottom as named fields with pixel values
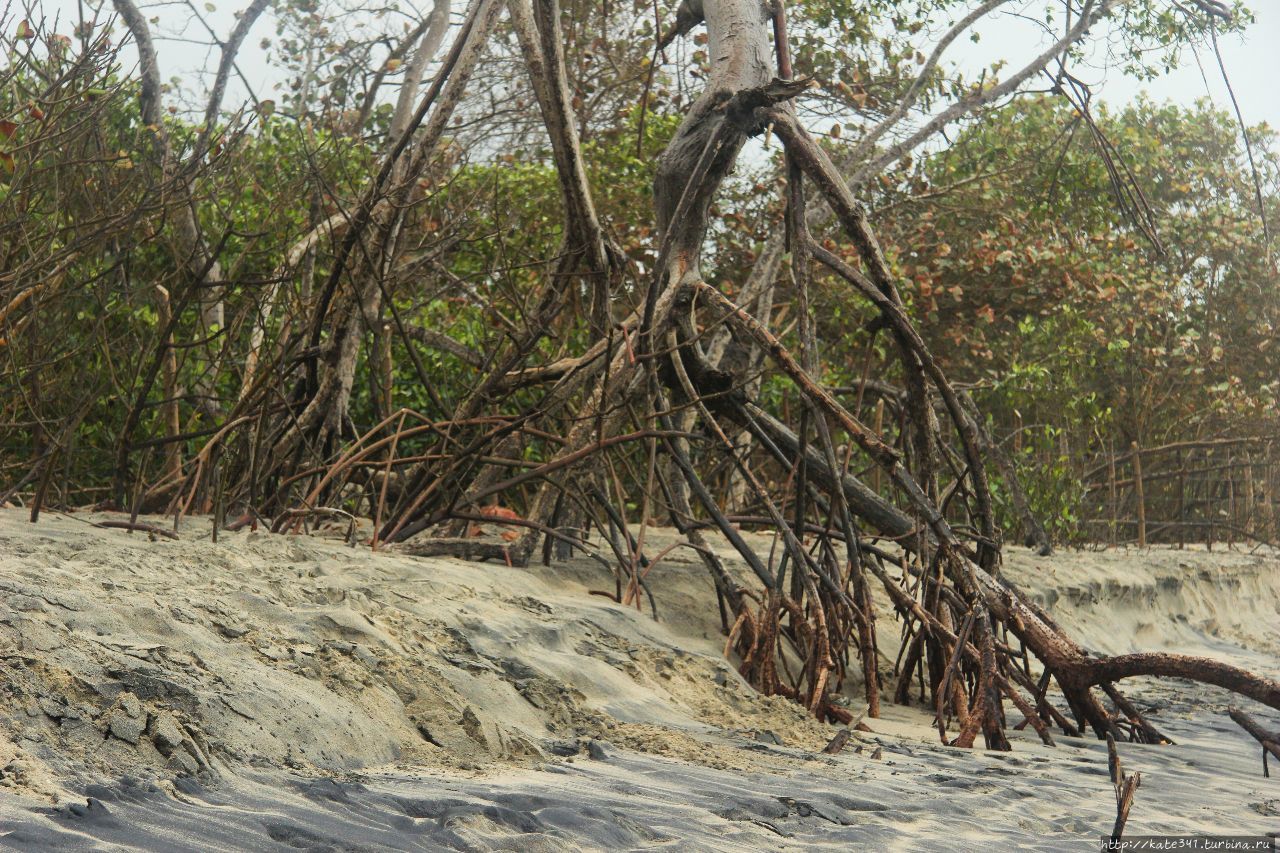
left=95, top=520, right=180, bottom=540
left=822, top=729, right=853, bottom=755
left=1106, top=733, right=1141, bottom=841
left=820, top=705, right=869, bottom=755
left=392, top=537, right=512, bottom=562
left=1228, top=707, right=1280, bottom=777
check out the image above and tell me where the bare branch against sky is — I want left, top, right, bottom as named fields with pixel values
left=30, top=0, right=1279, bottom=135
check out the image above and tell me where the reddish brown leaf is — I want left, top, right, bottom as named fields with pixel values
left=477, top=505, right=521, bottom=522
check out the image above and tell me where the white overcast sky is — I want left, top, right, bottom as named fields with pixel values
left=25, top=1, right=1280, bottom=139
left=963, top=3, right=1279, bottom=133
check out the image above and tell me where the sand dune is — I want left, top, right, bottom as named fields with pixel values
left=0, top=509, right=1277, bottom=849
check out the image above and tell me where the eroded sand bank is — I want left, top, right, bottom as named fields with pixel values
left=0, top=509, right=1277, bottom=849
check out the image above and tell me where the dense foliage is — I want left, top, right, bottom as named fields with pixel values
left=0, top=0, right=1273, bottom=547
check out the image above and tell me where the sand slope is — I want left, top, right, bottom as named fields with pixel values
left=0, top=510, right=1278, bottom=849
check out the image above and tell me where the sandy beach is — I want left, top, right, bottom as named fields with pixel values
left=0, top=509, right=1277, bottom=850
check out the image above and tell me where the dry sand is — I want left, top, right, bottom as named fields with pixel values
left=0, top=508, right=1276, bottom=850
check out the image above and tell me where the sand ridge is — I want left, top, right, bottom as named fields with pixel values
left=0, top=509, right=1278, bottom=849
left=0, top=511, right=842, bottom=799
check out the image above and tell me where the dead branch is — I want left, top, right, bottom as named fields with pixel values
left=1227, top=707, right=1280, bottom=777
left=1107, top=734, right=1141, bottom=841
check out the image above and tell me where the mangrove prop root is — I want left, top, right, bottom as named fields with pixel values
left=85, top=0, right=1280, bottom=755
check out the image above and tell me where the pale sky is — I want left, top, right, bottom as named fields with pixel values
left=961, top=2, right=1279, bottom=133
left=25, top=0, right=1279, bottom=143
